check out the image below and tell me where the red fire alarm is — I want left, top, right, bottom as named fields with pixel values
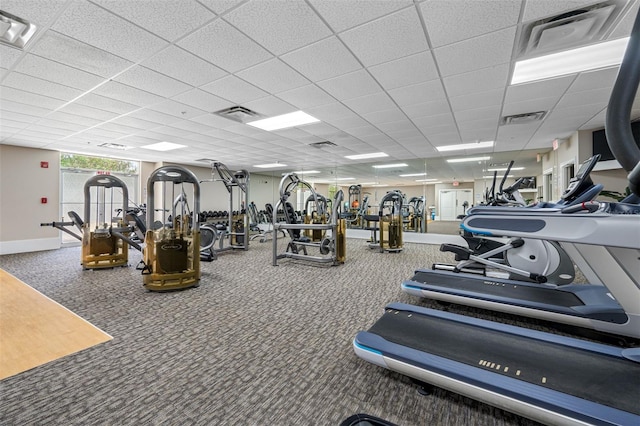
left=41, top=197, right=47, bottom=204
left=40, top=161, right=49, bottom=168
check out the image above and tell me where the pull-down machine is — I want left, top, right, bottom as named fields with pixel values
left=142, top=165, right=201, bottom=291
left=352, top=9, right=640, bottom=425
left=272, top=173, right=346, bottom=266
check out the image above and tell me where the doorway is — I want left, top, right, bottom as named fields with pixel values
left=438, top=189, right=473, bottom=220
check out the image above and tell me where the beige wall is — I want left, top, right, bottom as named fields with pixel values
left=0, top=146, right=61, bottom=254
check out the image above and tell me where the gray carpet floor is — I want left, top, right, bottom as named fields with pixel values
left=0, top=238, right=550, bottom=426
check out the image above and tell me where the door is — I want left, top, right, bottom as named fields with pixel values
left=439, top=189, right=473, bottom=220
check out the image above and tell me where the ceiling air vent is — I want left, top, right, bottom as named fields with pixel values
left=214, top=106, right=260, bottom=123
left=98, top=142, right=131, bottom=150
left=500, top=111, right=547, bottom=126
left=517, top=1, right=625, bottom=59
left=309, top=141, right=337, bottom=148
left=0, top=10, right=37, bottom=49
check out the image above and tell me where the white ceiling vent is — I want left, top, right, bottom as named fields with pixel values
left=0, top=10, right=37, bottom=49
left=500, top=111, right=547, bottom=125
left=98, top=142, right=131, bottom=150
left=309, top=141, right=337, bottom=148
left=517, top=1, right=626, bottom=59
left=214, top=106, right=261, bottom=123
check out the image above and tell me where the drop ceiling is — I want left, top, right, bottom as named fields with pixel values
left=1, top=0, right=639, bottom=186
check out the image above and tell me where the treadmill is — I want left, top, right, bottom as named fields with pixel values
left=352, top=9, right=640, bottom=425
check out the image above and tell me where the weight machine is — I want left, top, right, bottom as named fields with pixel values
left=142, top=165, right=201, bottom=291
left=41, top=174, right=142, bottom=269
left=272, top=173, right=346, bottom=266
left=200, top=162, right=250, bottom=255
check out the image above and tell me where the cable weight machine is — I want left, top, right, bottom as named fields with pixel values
left=142, top=166, right=201, bottom=291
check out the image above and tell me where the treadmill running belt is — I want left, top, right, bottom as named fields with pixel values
left=368, top=307, right=640, bottom=415
left=410, top=270, right=582, bottom=307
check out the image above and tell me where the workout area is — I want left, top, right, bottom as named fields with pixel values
left=2, top=1, right=640, bottom=425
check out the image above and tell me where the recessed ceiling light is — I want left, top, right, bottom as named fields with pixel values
left=511, top=37, right=629, bottom=85
left=415, top=178, right=439, bottom=182
left=345, top=152, right=389, bottom=160
left=372, top=163, right=408, bottom=168
left=436, top=141, right=494, bottom=152
left=399, top=173, right=427, bottom=177
left=416, top=180, right=442, bottom=184
left=254, top=163, right=288, bottom=168
left=484, top=175, right=513, bottom=179
left=141, top=142, right=187, bottom=151
left=486, top=167, right=524, bottom=171
left=291, top=170, right=320, bottom=174
left=360, top=182, right=377, bottom=185
left=336, top=177, right=355, bottom=181
left=447, top=156, right=491, bottom=163
left=247, top=111, right=319, bottom=131
left=370, top=184, right=389, bottom=187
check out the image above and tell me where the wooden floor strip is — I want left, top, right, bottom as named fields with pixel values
left=0, top=269, right=112, bottom=380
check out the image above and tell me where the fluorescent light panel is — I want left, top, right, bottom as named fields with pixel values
left=511, top=37, right=630, bottom=85
left=345, top=152, right=388, bottom=160
left=247, top=111, right=319, bottom=131
left=399, top=173, right=427, bottom=177
left=254, top=163, right=287, bottom=168
left=436, top=141, right=494, bottom=152
left=336, top=177, right=355, bottom=181
left=141, top=142, right=187, bottom=151
left=292, top=170, right=320, bottom=174
left=447, top=156, right=491, bottom=163
left=372, top=163, right=408, bottom=169
left=486, top=167, right=524, bottom=171
left=415, top=178, right=439, bottom=182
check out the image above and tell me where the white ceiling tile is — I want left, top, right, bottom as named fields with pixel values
left=30, top=31, right=133, bottom=78
left=2, top=72, right=84, bottom=101
left=96, top=122, right=142, bottom=135
left=317, top=69, right=382, bottom=100
left=568, top=67, right=619, bottom=93
left=109, top=115, right=161, bottom=131
left=309, top=0, right=413, bottom=33
left=36, top=118, right=89, bottom=133
left=1, top=100, right=53, bottom=118
left=610, top=1, right=640, bottom=39
left=340, top=8, right=428, bottom=67
left=126, top=108, right=184, bottom=125
left=146, top=100, right=207, bottom=119
left=20, top=125, right=73, bottom=139
left=13, top=54, right=104, bottom=91
left=243, top=96, right=296, bottom=117
left=92, top=0, right=216, bottom=42
left=443, top=64, right=510, bottom=98
left=556, top=87, right=612, bottom=109
left=197, top=0, right=242, bottom=15
left=45, top=111, right=103, bottom=128
left=522, top=0, right=600, bottom=22
left=0, top=45, right=23, bottom=70
left=57, top=103, right=118, bottom=121
left=171, top=89, right=233, bottom=113
left=505, top=75, right=574, bottom=104
left=190, top=113, right=238, bottom=129
left=236, top=59, right=310, bottom=94
left=51, top=1, right=168, bottom=62
left=449, top=88, right=505, bottom=112
left=502, top=96, right=562, bottom=117
left=114, top=66, right=192, bottom=98
left=200, top=75, right=268, bottom=104
left=343, top=92, right=396, bottom=115
left=142, top=46, right=228, bottom=87
left=362, top=108, right=407, bottom=126
left=388, top=80, right=447, bottom=107
left=368, top=51, right=439, bottom=90
left=434, top=27, right=516, bottom=77
left=0, top=85, right=68, bottom=110
left=420, top=0, right=521, bottom=47
left=224, top=0, right=331, bottom=55
left=412, top=113, right=456, bottom=129
left=170, top=119, right=216, bottom=135
left=92, top=81, right=166, bottom=107
left=401, top=99, right=451, bottom=118
left=276, top=84, right=336, bottom=109
left=178, top=19, right=272, bottom=73
left=75, top=93, right=140, bottom=115
left=281, top=37, right=362, bottom=82
left=306, top=102, right=359, bottom=123
left=144, top=125, right=193, bottom=138
left=454, top=105, right=501, bottom=122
